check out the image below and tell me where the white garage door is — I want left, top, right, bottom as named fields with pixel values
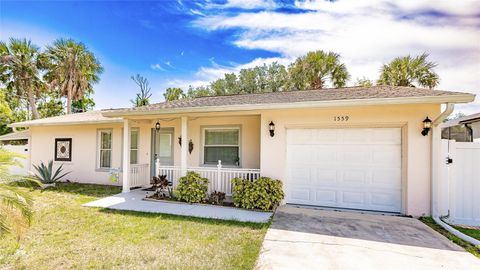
left=286, top=128, right=402, bottom=213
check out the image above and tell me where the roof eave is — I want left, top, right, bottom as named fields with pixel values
left=102, top=94, right=476, bottom=118
left=8, top=119, right=124, bottom=128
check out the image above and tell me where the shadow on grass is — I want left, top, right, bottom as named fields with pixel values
left=98, top=207, right=271, bottom=230
left=43, top=182, right=121, bottom=198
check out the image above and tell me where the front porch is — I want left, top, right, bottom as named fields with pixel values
left=83, top=189, right=272, bottom=223
left=121, top=114, right=262, bottom=195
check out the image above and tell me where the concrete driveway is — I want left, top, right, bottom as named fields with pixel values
left=256, top=206, right=480, bottom=270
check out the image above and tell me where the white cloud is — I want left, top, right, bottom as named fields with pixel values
left=206, top=0, right=278, bottom=10
left=164, top=61, right=174, bottom=68
left=150, top=63, right=167, bottom=71
left=193, top=0, right=480, bottom=113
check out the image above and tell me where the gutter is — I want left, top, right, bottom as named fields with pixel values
left=430, top=103, right=480, bottom=247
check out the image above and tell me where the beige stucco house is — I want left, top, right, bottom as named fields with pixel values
left=10, top=86, right=476, bottom=217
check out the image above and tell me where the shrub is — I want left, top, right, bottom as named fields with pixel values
left=175, top=171, right=208, bottom=203
left=33, top=160, right=70, bottom=184
left=232, top=177, right=284, bottom=210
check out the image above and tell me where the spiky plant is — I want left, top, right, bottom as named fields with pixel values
left=0, top=147, right=41, bottom=241
left=33, top=160, right=70, bottom=184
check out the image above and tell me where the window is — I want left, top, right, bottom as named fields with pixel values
left=130, top=129, right=139, bottom=164
left=97, top=129, right=112, bottom=168
left=203, top=127, right=240, bottom=166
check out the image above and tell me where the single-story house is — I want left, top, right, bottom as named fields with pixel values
left=9, top=86, right=476, bottom=216
left=442, top=112, right=480, bottom=142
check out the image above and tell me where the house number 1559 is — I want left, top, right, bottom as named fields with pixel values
left=334, top=116, right=349, bottom=121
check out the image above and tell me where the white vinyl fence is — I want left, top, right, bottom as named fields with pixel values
left=439, top=140, right=480, bottom=226
left=1, top=144, right=30, bottom=176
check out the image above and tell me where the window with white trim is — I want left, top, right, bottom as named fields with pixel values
left=97, top=129, right=112, bottom=168
left=130, top=129, right=139, bottom=164
left=203, top=127, right=240, bottom=166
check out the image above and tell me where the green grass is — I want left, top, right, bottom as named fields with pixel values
left=452, top=225, right=480, bottom=241
left=0, top=183, right=269, bottom=269
left=419, top=216, right=480, bottom=258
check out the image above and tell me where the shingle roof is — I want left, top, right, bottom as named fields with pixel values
left=9, top=110, right=122, bottom=128
left=0, top=130, right=29, bottom=141
left=103, top=86, right=474, bottom=116
left=442, top=112, right=480, bottom=128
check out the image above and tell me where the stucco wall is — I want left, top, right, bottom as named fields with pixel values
left=259, top=104, right=441, bottom=216
left=28, top=115, right=261, bottom=186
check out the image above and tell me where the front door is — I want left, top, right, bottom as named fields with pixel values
left=151, top=128, right=174, bottom=176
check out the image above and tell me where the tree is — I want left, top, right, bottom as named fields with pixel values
left=130, top=74, right=152, bottom=107
left=43, top=38, right=103, bottom=114
left=72, top=93, right=95, bottom=113
left=37, top=92, right=64, bottom=118
left=377, top=53, right=439, bottom=89
left=239, top=68, right=258, bottom=94
left=0, top=148, right=41, bottom=241
left=355, top=77, right=373, bottom=87
left=0, top=38, right=45, bottom=119
left=163, top=87, right=185, bottom=101
left=288, top=50, right=350, bottom=90
left=187, top=85, right=211, bottom=98
left=265, top=62, right=287, bottom=92
left=0, top=90, right=13, bottom=135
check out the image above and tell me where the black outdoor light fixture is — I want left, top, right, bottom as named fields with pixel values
left=155, top=121, right=161, bottom=132
left=421, top=117, right=432, bottom=136
left=269, top=121, right=275, bottom=137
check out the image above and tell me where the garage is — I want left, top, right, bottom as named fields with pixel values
left=286, top=128, right=402, bottom=213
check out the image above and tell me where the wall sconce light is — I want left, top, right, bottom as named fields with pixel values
left=178, top=136, right=182, bottom=146
left=188, top=139, right=194, bottom=154
left=155, top=121, right=161, bottom=132
left=421, top=117, right=432, bottom=136
left=269, top=121, right=275, bottom=137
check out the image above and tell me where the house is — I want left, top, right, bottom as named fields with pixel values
left=442, top=112, right=480, bottom=142
left=9, top=86, right=475, bottom=216
left=0, top=130, right=30, bottom=175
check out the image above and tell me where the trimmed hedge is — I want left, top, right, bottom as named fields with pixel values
left=175, top=171, right=208, bottom=203
left=232, top=177, right=284, bottom=210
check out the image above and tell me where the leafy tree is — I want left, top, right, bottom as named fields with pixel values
left=37, top=92, right=64, bottom=118
left=130, top=74, right=152, bottom=106
left=210, top=79, right=227, bottom=96
left=355, top=77, right=374, bottom=87
left=0, top=148, right=41, bottom=241
left=239, top=68, right=259, bottom=94
left=187, top=85, right=211, bottom=98
left=43, top=38, right=103, bottom=114
left=163, top=87, right=185, bottom=101
left=377, top=53, right=439, bottom=89
left=72, top=92, right=95, bottom=113
left=224, top=73, right=240, bottom=94
left=0, top=91, right=13, bottom=135
left=0, top=38, right=45, bottom=119
left=288, top=50, right=349, bottom=89
left=265, top=62, right=287, bottom=92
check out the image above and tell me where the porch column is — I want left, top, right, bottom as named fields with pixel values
left=181, top=116, right=188, bottom=176
left=122, top=119, right=131, bottom=192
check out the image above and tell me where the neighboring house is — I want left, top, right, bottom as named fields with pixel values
left=9, top=86, right=476, bottom=217
left=442, top=113, right=480, bottom=142
left=0, top=130, right=30, bottom=175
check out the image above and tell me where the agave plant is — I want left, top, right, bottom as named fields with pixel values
left=0, top=147, right=41, bottom=241
left=33, top=160, right=70, bottom=184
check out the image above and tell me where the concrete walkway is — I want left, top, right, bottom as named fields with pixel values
left=256, top=206, right=480, bottom=270
left=82, top=189, right=271, bottom=223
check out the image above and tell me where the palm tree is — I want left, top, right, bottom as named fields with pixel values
left=44, top=38, right=103, bottom=114
left=0, top=38, right=45, bottom=119
left=288, top=50, right=350, bottom=90
left=0, top=148, right=41, bottom=241
left=378, top=53, right=439, bottom=89
left=131, top=74, right=152, bottom=107
left=164, top=87, right=185, bottom=101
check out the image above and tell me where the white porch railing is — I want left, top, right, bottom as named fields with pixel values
left=158, top=161, right=261, bottom=196
left=130, top=163, right=150, bottom=188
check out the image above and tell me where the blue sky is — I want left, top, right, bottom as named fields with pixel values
left=1, top=0, right=479, bottom=113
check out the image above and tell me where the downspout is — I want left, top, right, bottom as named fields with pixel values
left=430, top=103, right=480, bottom=246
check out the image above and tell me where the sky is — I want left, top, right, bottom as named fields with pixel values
left=1, top=0, right=479, bottom=114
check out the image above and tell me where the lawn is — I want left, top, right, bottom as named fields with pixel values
left=452, top=225, right=480, bottom=241
left=0, top=183, right=269, bottom=269
left=419, top=217, right=480, bottom=258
